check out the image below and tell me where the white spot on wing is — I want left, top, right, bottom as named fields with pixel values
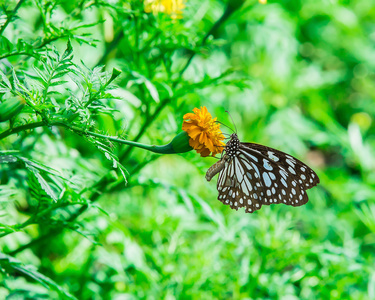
left=263, top=172, right=272, bottom=187
left=229, top=162, right=234, bottom=178
left=241, top=151, right=259, bottom=162
left=267, top=151, right=279, bottom=162
left=250, top=162, right=260, bottom=179
left=263, top=159, right=273, bottom=171
left=281, top=178, right=287, bottom=187
left=241, top=180, right=248, bottom=196
left=286, top=158, right=295, bottom=167
left=280, top=170, right=287, bottom=179
left=288, top=166, right=296, bottom=175
left=235, top=158, right=244, bottom=183
left=243, top=176, right=252, bottom=195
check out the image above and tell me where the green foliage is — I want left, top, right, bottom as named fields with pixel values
left=0, top=253, right=75, bottom=299
left=0, top=96, right=25, bottom=122
left=1, top=0, right=375, bottom=299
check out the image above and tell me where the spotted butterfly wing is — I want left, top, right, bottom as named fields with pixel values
left=207, top=133, right=320, bottom=213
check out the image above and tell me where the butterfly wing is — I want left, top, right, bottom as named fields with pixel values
left=217, top=154, right=265, bottom=213
left=216, top=143, right=319, bottom=213
left=240, top=143, right=320, bottom=189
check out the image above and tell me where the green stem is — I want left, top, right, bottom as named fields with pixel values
left=0, top=121, right=44, bottom=140
left=96, top=30, right=124, bottom=67
left=178, top=5, right=236, bottom=78
left=0, top=0, right=25, bottom=36
left=119, top=97, right=170, bottom=160
left=0, top=120, right=175, bottom=154
left=0, top=52, right=39, bottom=60
left=0, top=217, right=35, bottom=237
left=56, top=121, right=175, bottom=154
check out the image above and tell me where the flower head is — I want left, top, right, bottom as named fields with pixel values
left=182, top=106, right=225, bottom=157
left=144, top=0, right=185, bottom=19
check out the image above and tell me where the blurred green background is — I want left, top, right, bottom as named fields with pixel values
left=1, top=0, right=375, bottom=299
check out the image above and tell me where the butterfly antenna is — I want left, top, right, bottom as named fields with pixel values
left=225, top=111, right=237, bottom=134
left=216, top=121, right=235, bottom=133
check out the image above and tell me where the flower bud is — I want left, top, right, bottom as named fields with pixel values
left=170, top=131, right=193, bottom=153
left=0, top=96, right=26, bottom=122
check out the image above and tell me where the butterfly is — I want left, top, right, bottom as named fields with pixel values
left=206, top=133, right=320, bottom=213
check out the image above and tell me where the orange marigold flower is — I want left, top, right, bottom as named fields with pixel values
left=144, top=0, right=185, bottom=19
left=182, top=106, right=225, bottom=157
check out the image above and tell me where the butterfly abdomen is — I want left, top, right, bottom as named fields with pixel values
left=205, top=156, right=228, bottom=181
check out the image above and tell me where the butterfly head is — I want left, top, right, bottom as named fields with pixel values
left=225, top=133, right=240, bottom=158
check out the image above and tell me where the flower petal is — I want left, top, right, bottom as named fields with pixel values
left=182, top=106, right=226, bottom=157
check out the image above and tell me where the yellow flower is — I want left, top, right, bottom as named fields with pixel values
left=144, top=0, right=185, bottom=19
left=182, top=106, right=225, bottom=157
left=259, top=0, right=267, bottom=4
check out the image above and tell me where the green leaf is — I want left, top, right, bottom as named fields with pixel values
left=144, top=79, right=160, bottom=103
left=0, top=69, right=12, bottom=89
left=17, top=156, right=62, bottom=177
left=0, top=36, right=13, bottom=54
left=0, top=253, right=77, bottom=300
left=27, top=166, right=58, bottom=202
left=50, top=80, right=68, bottom=86
left=62, top=40, right=73, bottom=60
left=107, top=67, right=122, bottom=85
left=0, top=186, right=18, bottom=203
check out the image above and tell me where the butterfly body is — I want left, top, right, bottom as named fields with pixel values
left=207, top=133, right=320, bottom=213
